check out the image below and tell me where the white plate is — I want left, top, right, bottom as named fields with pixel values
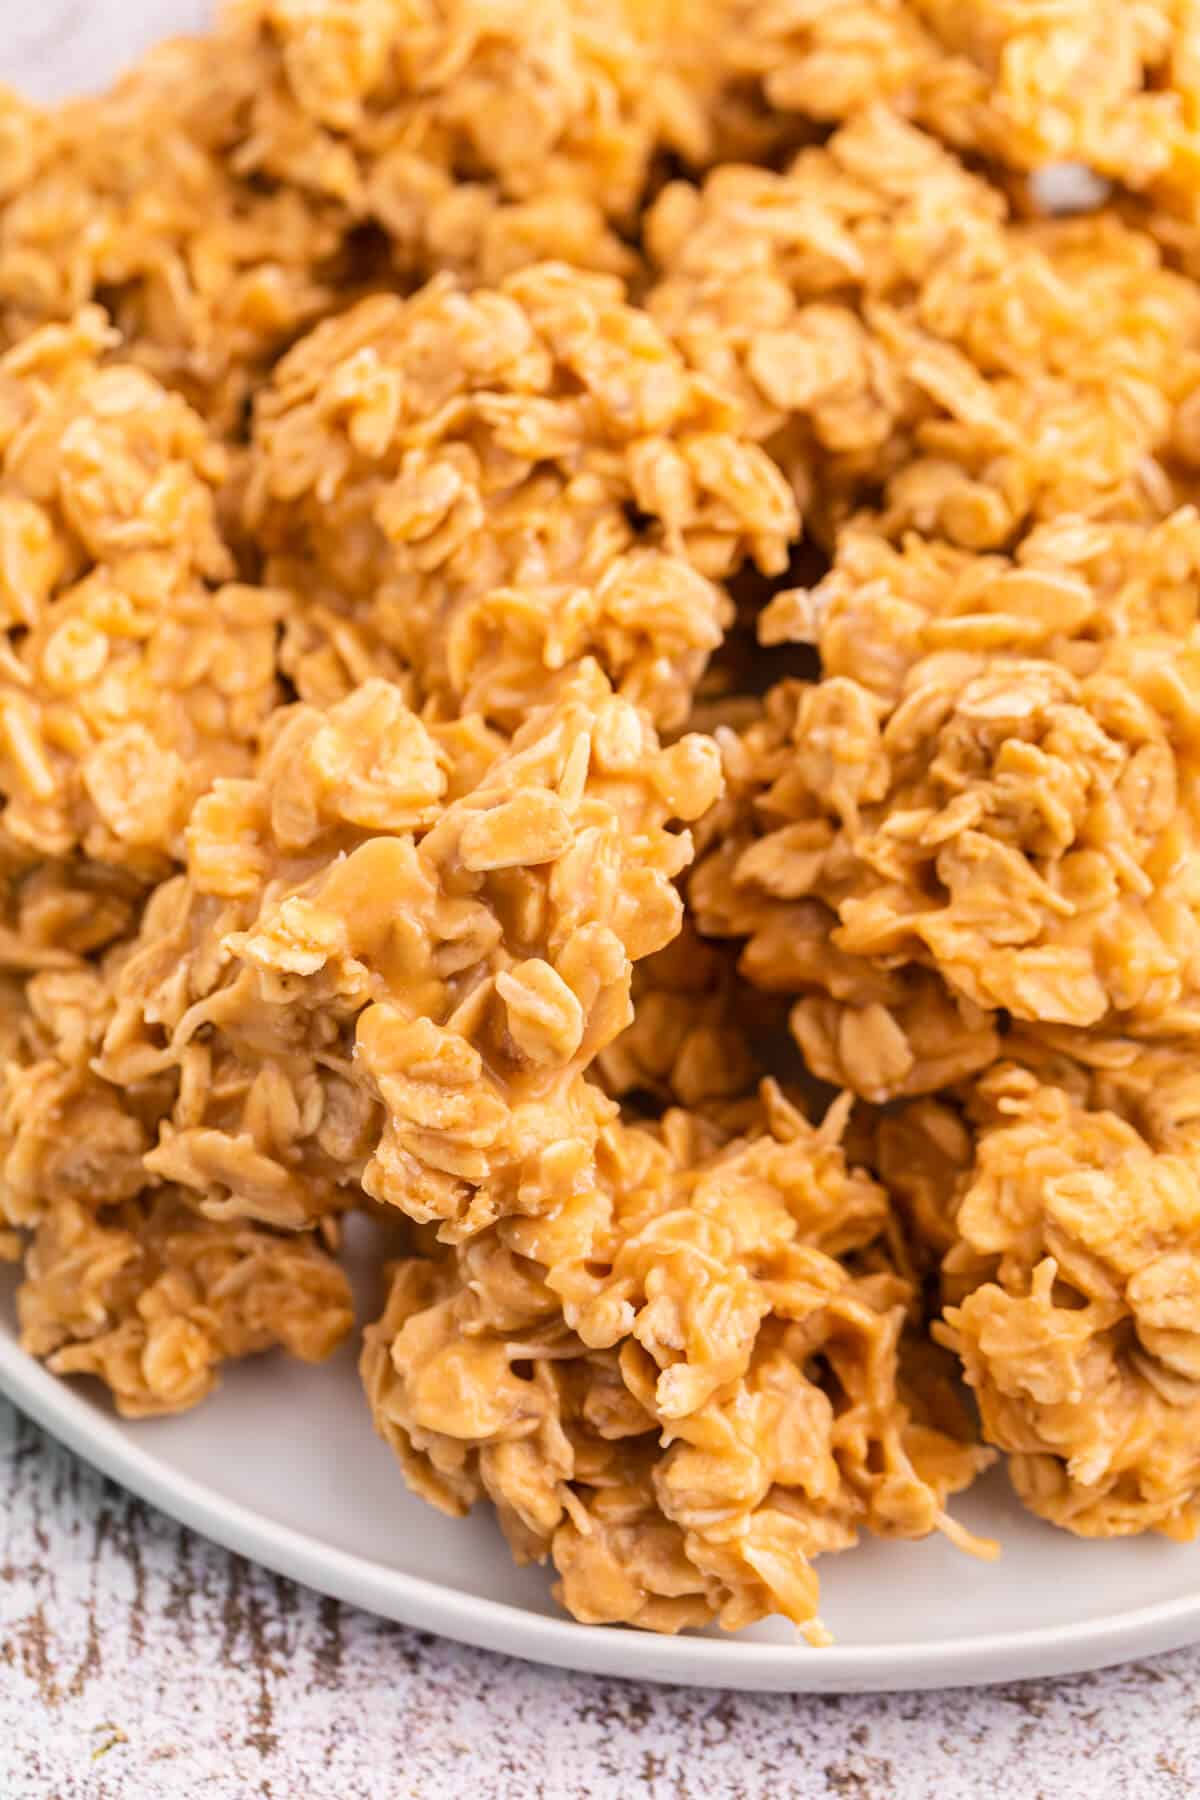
left=5, top=1218, right=1200, bottom=1693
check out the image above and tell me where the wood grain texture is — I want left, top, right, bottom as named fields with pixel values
left=4, top=1396, right=1199, bottom=1800
left=3, top=7, right=1200, bottom=1795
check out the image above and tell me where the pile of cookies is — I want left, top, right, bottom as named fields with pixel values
left=5, top=0, right=1200, bottom=1639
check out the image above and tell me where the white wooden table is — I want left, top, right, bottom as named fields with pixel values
left=3, top=1397, right=1197, bottom=1800
left=3, top=8, right=1200, bottom=1794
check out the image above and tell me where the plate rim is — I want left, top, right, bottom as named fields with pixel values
left=5, top=1330, right=1200, bottom=1692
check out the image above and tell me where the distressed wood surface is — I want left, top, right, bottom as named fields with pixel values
left=5, top=7, right=1200, bottom=1795
left=4, top=1397, right=1199, bottom=1800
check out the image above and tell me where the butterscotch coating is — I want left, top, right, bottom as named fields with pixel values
left=247, top=265, right=797, bottom=730
left=22, top=667, right=719, bottom=1243
left=223, top=0, right=807, bottom=282
left=715, top=0, right=1200, bottom=297
left=648, top=108, right=1200, bottom=544
left=597, top=922, right=769, bottom=1112
left=363, top=1086, right=991, bottom=1637
left=18, top=1189, right=352, bottom=1418
left=0, top=41, right=345, bottom=434
left=936, top=1065, right=1200, bottom=1540
left=721, top=2, right=1191, bottom=182
left=692, top=511, right=1200, bottom=1103
left=0, top=0, right=786, bottom=435
left=0, top=308, right=285, bottom=877
left=6, top=1, right=1199, bottom=443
